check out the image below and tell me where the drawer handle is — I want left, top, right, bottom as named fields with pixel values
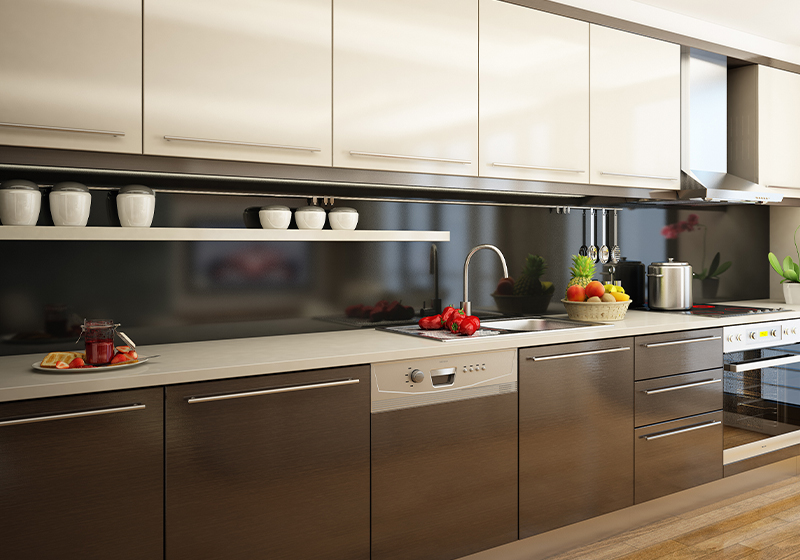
left=527, top=346, right=630, bottom=362
left=0, top=404, right=146, bottom=427
left=643, top=335, right=721, bottom=348
left=600, top=171, right=678, bottom=181
left=0, top=121, right=125, bottom=137
left=186, top=378, right=359, bottom=404
left=642, top=378, right=721, bottom=394
left=641, top=420, right=721, bottom=441
left=164, top=135, right=321, bottom=152
left=491, top=162, right=585, bottom=173
left=349, top=150, right=471, bottom=165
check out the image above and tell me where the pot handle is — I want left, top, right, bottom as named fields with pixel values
left=646, top=273, right=664, bottom=278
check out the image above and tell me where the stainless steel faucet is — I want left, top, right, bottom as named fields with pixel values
left=461, top=244, right=509, bottom=316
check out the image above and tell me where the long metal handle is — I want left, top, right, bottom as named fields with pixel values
left=643, top=335, right=721, bottom=348
left=726, top=354, right=800, bottom=373
left=527, top=346, right=630, bottom=362
left=0, top=404, right=146, bottom=427
left=349, top=151, right=471, bottom=165
left=601, top=171, right=678, bottom=181
left=643, top=378, right=721, bottom=394
left=642, top=420, right=721, bottom=441
left=187, top=378, right=359, bottom=404
left=491, top=162, right=584, bottom=173
left=0, top=121, right=125, bottom=137
left=164, top=135, right=321, bottom=152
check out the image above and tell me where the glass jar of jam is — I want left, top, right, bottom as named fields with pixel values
left=82, top=319, right=116, bottom=365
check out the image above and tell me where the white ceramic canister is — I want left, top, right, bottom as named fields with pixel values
left=0, top=179, right=41, bottom=226
left=50, top=182, right=91, bottom=226
left=259, top=205, right=292, bottom=229
left=294, top=205, right=327, bottom=230
left=328, top=207, right=359, bottom=230
left=117, top=184, right=156, bottom=227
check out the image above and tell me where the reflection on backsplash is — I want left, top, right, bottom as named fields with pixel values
left=1, top=189, right=771, bottom=356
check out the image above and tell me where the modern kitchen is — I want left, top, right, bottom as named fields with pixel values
left=3, top=0, right=800, bottom=559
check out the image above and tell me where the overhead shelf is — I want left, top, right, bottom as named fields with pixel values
left=0, top=226, right=450, bottom=242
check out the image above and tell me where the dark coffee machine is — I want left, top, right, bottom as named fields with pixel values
left=603, top=258, right=646, bottom=308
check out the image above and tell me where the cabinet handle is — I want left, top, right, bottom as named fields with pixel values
left=642, top=378, right=721, bottom=394
left=491, top=162, right=584, bottom=173
left=186, top=378, right=359, bottom=404
left=600, top=171, right=677, bottom=181
left=164, top=135, right=321, bottom=152
left=0, top=404, right=146, bottom=427
left=0, top=121, right=125, bottom=137
left=641, top=420, right=720, bottom=441
left=643, top=335, right=721, bottom=348
left=527, top=346, right=630, bottom=362
left=349, top=151, right=471, bottom=165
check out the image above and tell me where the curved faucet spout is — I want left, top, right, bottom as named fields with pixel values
left=461, top=244, right=509, bottom=316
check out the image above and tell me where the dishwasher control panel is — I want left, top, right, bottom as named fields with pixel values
left=371, top=349, right=517, bottom=413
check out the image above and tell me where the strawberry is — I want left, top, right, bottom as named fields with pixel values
left=116, top=346, right=133, bottom=354
left=55, top=361, right=69, bottom=369
left=69, top=357, right=86, bottom=369
left=110, top=352, right=133, bottom=364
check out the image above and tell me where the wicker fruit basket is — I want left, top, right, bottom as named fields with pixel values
left=561, top=298, right=631, bottom=322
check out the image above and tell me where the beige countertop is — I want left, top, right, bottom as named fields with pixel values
left=2, top=300, right=798, bottom=403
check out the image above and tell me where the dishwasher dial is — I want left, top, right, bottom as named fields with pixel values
left=409, top=369, right=425, bottom=383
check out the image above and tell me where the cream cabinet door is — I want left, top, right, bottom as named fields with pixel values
left=334, top=0, right=478, bottom=176
left=759, top=66, right=800, bottom=190
left=0, top=0, right=141, bottom=153
left=144, top=0, right=331, bottom=166
left=590, top=25, right=680, bottom=190
left=479, top=0, right=589, bottom=183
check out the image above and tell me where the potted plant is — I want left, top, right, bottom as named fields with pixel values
left=768, top=224, right=800, bottom=303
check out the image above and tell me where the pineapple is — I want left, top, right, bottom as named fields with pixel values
left=514, top=254, right=554, bottom=296
left=566, top=255, right=596, bottom=297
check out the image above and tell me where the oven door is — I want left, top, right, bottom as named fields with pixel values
left=723, top=343, right=800, bottom=465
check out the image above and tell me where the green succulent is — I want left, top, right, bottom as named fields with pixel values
left=693, top=252, right=732, bottom=280
left=768, top=224, right=800, bottom=283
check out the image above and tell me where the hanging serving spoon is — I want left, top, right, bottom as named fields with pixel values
left=610, top=209, right=621, bottom=264
left=579, top=209, right=588, bottom=257
left=598, top=209, right=610, bottom=264
left=588, top=209, right=599, bottom=262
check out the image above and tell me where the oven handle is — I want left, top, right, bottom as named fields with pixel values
left=725, top=354, right=800, bottom=372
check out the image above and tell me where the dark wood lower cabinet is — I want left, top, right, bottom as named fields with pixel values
left=165, top=365, right=370, bottom=560
left=0, top=387, right=164, bottom=560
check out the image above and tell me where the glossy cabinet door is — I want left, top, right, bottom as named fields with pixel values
left=519, top=338, right=634, bottom=538
left=144, top=0, right=332, bottom=166
left=758, top=66, right=800, bottom=190
left=479, top=0, right=589, bottom=183
left=0, top=0, right=142, bottom=153
left=166, top=365, right=370, bottom=560
left=590, top=25, right=680, bottom=190
left=0, top=388, right=163, bottom=559
left=334, top=0, right=478, bottom=175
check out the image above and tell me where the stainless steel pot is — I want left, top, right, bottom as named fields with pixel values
left=647, top=258, right=693, bottom=310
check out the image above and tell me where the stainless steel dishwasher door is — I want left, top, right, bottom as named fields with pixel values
left=370, top=349, right=518, bottom=560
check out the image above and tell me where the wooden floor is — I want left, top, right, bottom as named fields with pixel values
left=546, top=476, right=800, bottom=560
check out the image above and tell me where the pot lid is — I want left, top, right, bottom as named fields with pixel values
left=118, top=184, right=154, bottom=196
left=0, top=179, right=39, bottom=191
left=52, top=181, right=89, bottom=193
left=650, top=257, right=690, bottom=267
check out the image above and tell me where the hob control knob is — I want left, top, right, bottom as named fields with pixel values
left=749, top=332, right=757, bottom=340
left=771, top=330, right=778, bottom=337
left=736, top=334, right=743, bottom=341
left=409, top=369, right=425, bottom=383
left=793, top=328, right=798, bottom=335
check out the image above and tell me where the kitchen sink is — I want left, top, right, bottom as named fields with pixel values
left=483, top=317, right=612, bottom=333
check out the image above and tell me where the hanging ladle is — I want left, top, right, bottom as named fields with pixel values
left=609, top=209, right=621, bottom=264
left=598, top=209, right=609, bottom=264
left=588, top=209, right=599, bottom=263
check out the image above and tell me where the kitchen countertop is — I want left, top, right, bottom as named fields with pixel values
left=1, top=300, right=798, bottom=403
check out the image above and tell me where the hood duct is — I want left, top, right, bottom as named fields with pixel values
left=675, top=48, right=781, bottom=204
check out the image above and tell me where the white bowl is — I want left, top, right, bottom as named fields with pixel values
left=294, top=206, right=326, bottom=230
left=259, top=205, right=291, bottom=229
left=117, top=192, right=155, bottom=227
left=328, top=207, right=359, bottom=230
left=50, top=182, right=91, bottom=227
left=0, top=180, right=41, bottom=226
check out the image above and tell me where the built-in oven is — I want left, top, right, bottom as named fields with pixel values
left=723, top=318, right=800, bottom=469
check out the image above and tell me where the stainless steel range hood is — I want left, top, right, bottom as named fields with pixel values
left=676, top=48, right=781, bottom=204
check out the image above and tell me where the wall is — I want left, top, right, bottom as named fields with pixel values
left=769, top=207, right=800, bottom=299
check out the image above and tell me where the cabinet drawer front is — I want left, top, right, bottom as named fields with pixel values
left=635, top=328, right=722, bottom=380
left=635, top=369, right=722, bottom=427
left=635, top=411, right=722, bottom=504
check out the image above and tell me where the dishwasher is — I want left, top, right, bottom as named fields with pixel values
left=371, top=349, right=518, bottom=560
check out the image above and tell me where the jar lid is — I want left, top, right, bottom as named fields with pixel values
left=261, top=205, right=290, bottom=212
left=295, top=205, right=326, bottom=214
left=52, top=181, right=89, bottom=193
left=650, top=258, right=690, bottom=267
left=329, top=206, right=358, bottom=214
left=0, top=179, right=39, bottom=191
left=118, top=184, right=154, bottom=196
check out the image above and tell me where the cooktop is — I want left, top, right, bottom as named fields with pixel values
left=680, top=304, right=787, bottom=318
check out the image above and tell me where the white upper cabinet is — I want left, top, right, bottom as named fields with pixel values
left=333, top=0, right=478, bottom=176
left=144, top=0, right=332, bottom=166
left=729, top=65, right=800, bottom=192
left=590, top=25, right=681, bottom=190
left=0, top=0, right=142, bottom=153
left=479, top=0, right=589, bottom=183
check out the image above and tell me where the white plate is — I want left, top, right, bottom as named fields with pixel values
left=32, top=356, right=149, bottom=373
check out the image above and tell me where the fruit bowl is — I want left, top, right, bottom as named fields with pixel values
left=492, top=293, right=553, bottom=315
left=561, top=298, right=631, bottom=322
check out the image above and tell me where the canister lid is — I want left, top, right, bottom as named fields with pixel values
left=52, top=181, right=90, bottom=193
left=118, top=184, right=154, bottom=196
left=0, top=179, right=39, bottom=191
left=329, top=206, right=358, bottom=214
left=295, top=205, right=326, bottom=214
left=260, top=205, right=290, bottom=212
